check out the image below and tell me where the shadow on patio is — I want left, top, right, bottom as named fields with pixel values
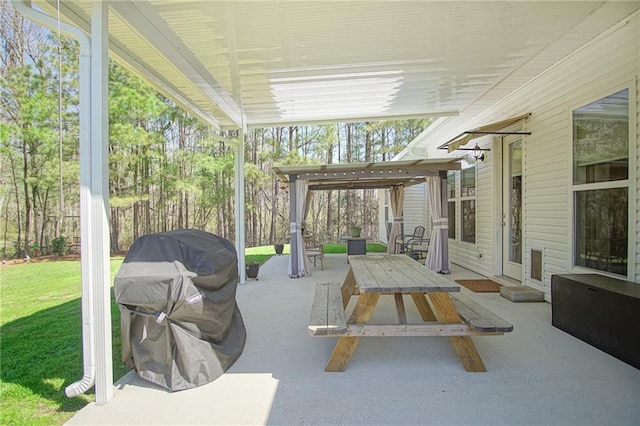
left=67, top=254, right=639, bottom=425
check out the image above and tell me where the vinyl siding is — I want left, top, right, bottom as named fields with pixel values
left=402, top=184, right=428, bottom=237
left=636, top=38, right=640, bottom=280
left=439, top=13, right=639, bottom=296
left=378, top=184, right=430, bottom=245
left=449, top=153, right=494, bottom=277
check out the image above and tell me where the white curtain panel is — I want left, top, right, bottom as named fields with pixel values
left=288, top=179, right=310, bottom=277
left=386, top=186, right=405, bottom=254
left=426, top=176, right=445, bottom=271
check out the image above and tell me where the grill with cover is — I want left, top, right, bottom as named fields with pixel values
left=114, top=229, right=246, bottom=391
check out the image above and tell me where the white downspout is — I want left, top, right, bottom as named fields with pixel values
left=89, top=2, right=113, bottom=404
left=13, top=0, right=96, bottom=398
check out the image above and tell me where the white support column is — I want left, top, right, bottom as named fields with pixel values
left=235, top=127, right=246, bottom=284
left=14, top=0, right=103, bottom=401
left=90, top=0, right=113, bottom=405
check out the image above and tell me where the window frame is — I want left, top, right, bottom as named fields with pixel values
left=460, top=165, right=477, bottom=244
left=446, top=163, right=477, bottom=244
left=568, top=83, right=636, bottom=280
left=447, top=170, right=457, bottom=240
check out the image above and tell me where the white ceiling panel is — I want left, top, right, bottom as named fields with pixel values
left=35, top=1, right=640, bottom=130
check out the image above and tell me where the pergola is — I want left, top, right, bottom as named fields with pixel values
left=273, top=159, right=461, bottom=278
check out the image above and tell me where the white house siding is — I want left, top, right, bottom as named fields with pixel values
left=475, top=152, right=496, bottom=278
left=448, top=154, right=495, bottom=278
left=412, top=13, right=639, bottom=298
left=378, top=191, right=389, bottom=244
left=518, top=14, right=639, bottom=295
left=398, top=184, right=429, bottom=246
left=378, top=184, right=430, bottom=247
left=402, top=183, right=428, bottom=239
left=637, top=53, right=640, bottom=281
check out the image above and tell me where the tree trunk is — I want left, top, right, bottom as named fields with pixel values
left=38, top=187, right=50, bottom=251
left=288, top=126, right=296, bottom=152
left=8, top=155, right=22, bottom=257
left=111, top=206, right=120, bottom=253
left=21, top=129, right=31, bottom=257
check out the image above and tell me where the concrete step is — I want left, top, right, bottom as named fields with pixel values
left=500, top=285, right=545, bottom=302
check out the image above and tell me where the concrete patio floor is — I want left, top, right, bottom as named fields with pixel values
left=67, top=254, right=640, bottom=425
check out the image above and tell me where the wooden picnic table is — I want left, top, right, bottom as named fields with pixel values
left=309, top=254, right=513, bottom=372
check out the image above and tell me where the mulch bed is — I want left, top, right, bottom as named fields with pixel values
left=455, top=279, right=502, bottom=293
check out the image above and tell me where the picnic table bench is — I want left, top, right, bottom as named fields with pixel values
left=308, top=254, right=513, bottom=372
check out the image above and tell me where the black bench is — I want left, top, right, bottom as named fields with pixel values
left=552, top=274, right=640, bottom=369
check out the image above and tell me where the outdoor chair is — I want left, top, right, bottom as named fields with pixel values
left=395, top=225, right=426, bottom=254
left=305, top=236, right=324, bottom=270
left=406, top=238, right=430, bottom=261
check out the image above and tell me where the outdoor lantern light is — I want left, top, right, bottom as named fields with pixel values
left=473, top=144, right=485, bottom=162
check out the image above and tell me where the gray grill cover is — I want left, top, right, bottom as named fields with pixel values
left=114, top=229, right=246, bottom=391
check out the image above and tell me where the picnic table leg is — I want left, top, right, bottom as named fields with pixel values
left=410, top=293, right=437, bottom=321
left=427, top=292, right=487, bottom=372
left=325, top=293, right=380, bottom=372
left=394, top=294, right=407, bottom=324
left=340, top=268, right=357, bottom=309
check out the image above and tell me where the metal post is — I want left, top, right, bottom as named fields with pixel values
left=289, top=175, right=298, bottom=277
left=235, top=127, right=246, bottom=284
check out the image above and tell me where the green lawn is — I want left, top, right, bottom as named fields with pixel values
left=0, top=258, right=127, bottom=426
left=0, top=242, right=387, bottom=424
left=323, top=242, right=387, bottom=254
left=245, top=242, right=386, bottom=266
left=246, top=242, right=387, bottom=257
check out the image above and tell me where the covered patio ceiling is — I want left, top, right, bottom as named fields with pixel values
left=274, top=159, right=461, bottom=191
left=33, top=1, right=638, bottom=131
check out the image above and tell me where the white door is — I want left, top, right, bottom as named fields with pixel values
left=502, top=137, right=523, bottom=280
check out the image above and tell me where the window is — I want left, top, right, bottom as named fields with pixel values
left=447, top=171, right=456, bottom=239
left=461, top=166, right=476, bottom=243
left=461, top=200, right=476, bottom=243
left=448, top=201, right=456, bottom=239
left=384, top=190, right=390, bottom=238
left=447, top=171, right=456, bottom=198
left=461, top=167, right=476, bottom=197
left=572, top=88, right=629, bottom=276
left=447, top=166, right=477, bottom=243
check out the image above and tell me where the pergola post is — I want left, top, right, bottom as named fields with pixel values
left=288, top=174, right=299, bottom=277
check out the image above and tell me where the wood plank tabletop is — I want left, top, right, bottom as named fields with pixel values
left=346, top=254, right=460, bottom=293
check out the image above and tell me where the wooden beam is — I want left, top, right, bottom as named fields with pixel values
left=427, top=293, right=487, bottom=372
left=343, top=324, right=504, bottom=337
left=325, top=293, right=380, bottom=372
